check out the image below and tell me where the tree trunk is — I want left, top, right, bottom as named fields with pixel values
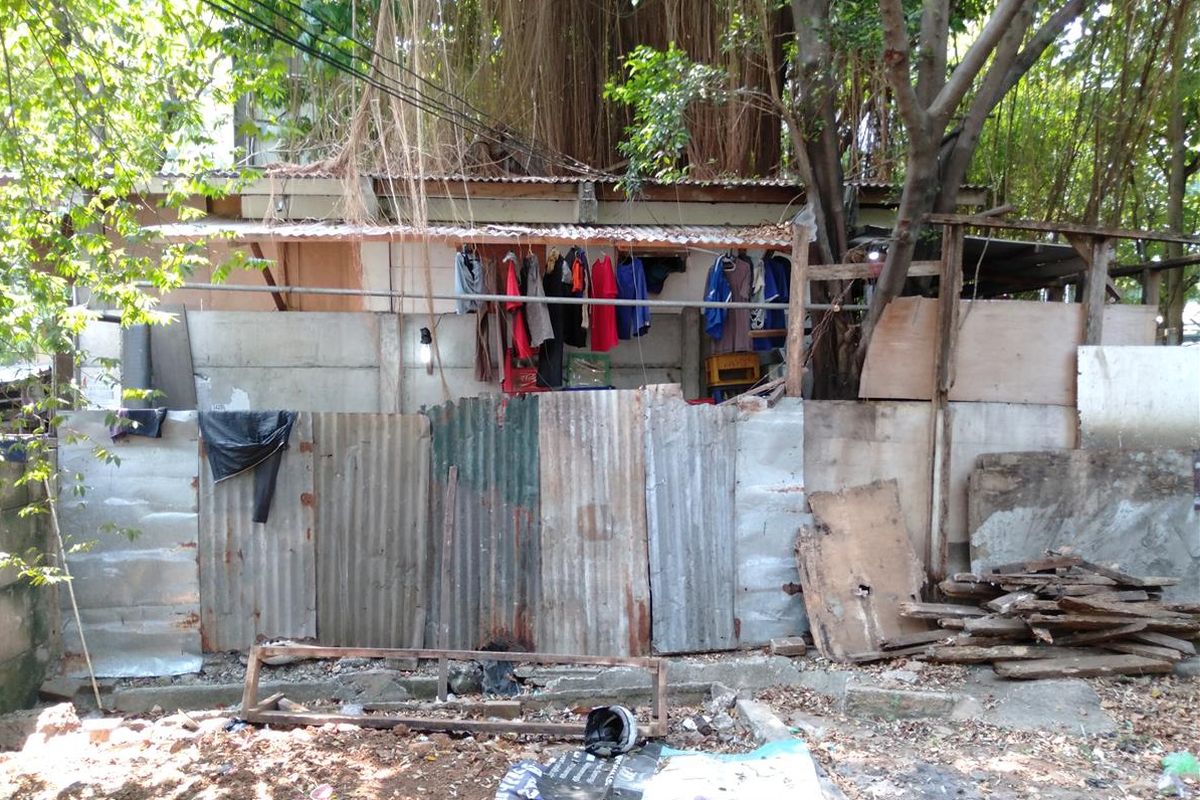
left=1162, top=6, right=1192, bottom=344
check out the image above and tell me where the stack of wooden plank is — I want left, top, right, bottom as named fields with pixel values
left=890, top=555, right=1199, bottom=679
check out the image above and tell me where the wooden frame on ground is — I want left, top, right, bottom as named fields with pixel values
left=240, top=644, right=669, bottom=737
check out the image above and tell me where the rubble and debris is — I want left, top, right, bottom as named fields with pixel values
left=904, top=555, right=1199, bottom=678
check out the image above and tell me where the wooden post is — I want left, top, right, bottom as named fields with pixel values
left=250, top=242, right=289, bottom=311
left=241, top=646, right=262, bottom=714
left=928, top=224, right=964, bottom=585
left=437, top=466, right=459, bottom=702
left=784, top=222, right=811, bottom=397
left=1084, top=238, right=1113, bottom=345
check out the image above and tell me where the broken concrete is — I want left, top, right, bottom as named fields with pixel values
left=735, top=698, right=792, bottom=742
left=963, top=671, right=1116, bottom=735
left=842, top=685, right=965, bottom=721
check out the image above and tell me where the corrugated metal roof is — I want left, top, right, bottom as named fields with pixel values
left=426, top=395, right=541, bottom=651
left=153, top=170, right=802, bottom=188
left=644, top=386, right=738, bottom=654
left=57, top=411, right=203, bottom=677
left=198, top=413, right=316, bottom=651
left=733, top=399, right=809, bottom=644
left=313, top=413, right=431, bottom=648
left=537, top=390, right=651, bottom=656
left=146, top=219, right=794, bottom=248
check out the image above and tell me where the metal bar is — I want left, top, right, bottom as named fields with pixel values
left=925, top=213, right=1200, bottom=245
left=136, top=281, right=869, bottom=311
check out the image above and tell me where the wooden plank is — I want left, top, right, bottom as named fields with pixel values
left=785, top=222, right=811, bottom=397
left=1104, top=642, right=1184, bottom=662
left=939, top=579, right=1002, bottom=599
left=881, top=629, right=954, bottom=650
left=993, top=573, right=1117, bottom=586
left=1074, top=559, right=1181, bottom=588
left=986, top=555, right=1083, bottom=574
left=993, top=654, right=1175, bottom=680
left=254, top=645, right=663, bottom=669
left=987, top=591, right=1037, bottom=614
left=1025, top=614, right=1200, bottom=635
left=1050, top=622, right=1148, bottom=646
left=901, top=602, right=987, bottom=620
left=1129, top=631, right=1197, bottom=656
left=1058, top=596, right=1193, bottom=620
left=859, top=297, right=937, bottom=400
left=924, top=645, right=1081, bottom=663
left=962, top=617, right=1030, bottom=637
left=938, top=618, right=968, bottom=630
left=797, top=480, right=928, bottom=661
left=807, top=260, right=940, bottom=281
left=923, top=213, right=1200, bottom=245
left=437, top=466, right=459, bottom=702
left=1083, top=590, right=1152, bottom=603
left=241, top=647, right=263, bottom=714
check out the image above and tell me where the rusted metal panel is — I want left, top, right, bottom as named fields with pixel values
left=643, top=386, right=737, bottom=653
left=57, top=410, right=202, bottom=676
left=734, top=399, right=809, bottom=645
left=426, top=395, right=540, bottom=651
left=198, top=413, right=316, bottom=651
left=312, top=413, right=431, bottom=647
left=537, top=390, right=651, bottom=656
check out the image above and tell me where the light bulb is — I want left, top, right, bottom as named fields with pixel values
left=867, top=250, right=881, bottom=262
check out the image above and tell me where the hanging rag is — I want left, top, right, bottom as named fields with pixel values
left=538, top=253, right=569, bottom=388
left=454, top=248, right=485, bottom=314
left=522, top=253, right=555, bottom=347
left=713, top=255, right=753, bottom=354
left=615, top=255, right=651, bottom=339
left=110, top=408, right=168, bottom=440
left=504, top=252, right=534, bottom=359
left=198, top=411, right=297, bottom=524
left=703, top=256, right=733, bottom=341
left=474, top=257, right=501, bottom=382
left=561, top=248, right=588, bottom=347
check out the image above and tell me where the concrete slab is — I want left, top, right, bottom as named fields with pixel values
left=735, top=698, right=792, bottom=742
left=962, top=669, right=1115, bottom=735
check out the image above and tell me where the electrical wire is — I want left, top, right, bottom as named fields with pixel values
left=204, top=0, right=603, bottom=177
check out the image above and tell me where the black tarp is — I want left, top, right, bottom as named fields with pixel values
left=198, top=410, right=297, bottom=523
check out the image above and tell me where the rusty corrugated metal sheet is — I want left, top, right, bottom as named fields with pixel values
left=57, top=411, right=202, bottom=677
left=537, top=390, right=651, bottom=656
left=147, top=220, right=793, bottom=248
left=312, top=413, right=431, bottom=647
left=644, top=386, right=737, bottom=654
left=198, top=413, right=316, bottom=651
left=426, top=395, right=540, bottom=651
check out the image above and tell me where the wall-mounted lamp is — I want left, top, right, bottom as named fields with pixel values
left=867, top=250, right=882, bottom=262
left=419, top=327, right=433, bottom=374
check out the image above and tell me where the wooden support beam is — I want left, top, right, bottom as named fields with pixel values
left=437, top=466, right=459, bottom=702
left=784, top=222, right=811, bottom=398
left=1085, top=238, right=1113, bottom=345
left=928, top=225, right=964, bottom=584
left=250, top=242, right=289, bottom=311
left=806, top=260, right=940, bottom=281
left=925, top=213, right=1200, bottom=245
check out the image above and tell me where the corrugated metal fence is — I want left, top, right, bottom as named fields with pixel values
left=66, top=389, right=806, bottom=670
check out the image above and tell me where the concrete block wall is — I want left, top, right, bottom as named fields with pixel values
left=0, top=460, right=59, bottom=712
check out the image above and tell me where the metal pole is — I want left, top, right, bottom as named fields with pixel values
left=136, top=281, right=869, bottom=312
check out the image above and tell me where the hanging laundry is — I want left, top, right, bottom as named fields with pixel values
left=504, top=252, right=534, bottom=359
left=616, top=255, right=651, bottom=339
left=109, top=407, right=168, bottom=440
left=754, top=254, right=791, bottom=351
left=703, top=255, right=733, bottom=340
left=710, top=254, right=753, bottom=354
left=560, top=248, right=587, bottom=348
left=572, top=248, right=591, bottom=331
left=474, top=257, right=500, bottom=382
left=589, top=254, right=619, bottom=352
left=523, top=253, right=555, bottom=348
left=538, top=251, right=568, bottom=388
left=748, top=258, right=767, bottom=340
left=198, top=410, right=296, bottom=524
left=454, top=247, right=484, bottom=314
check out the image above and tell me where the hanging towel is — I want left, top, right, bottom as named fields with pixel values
left=198, top=410, right=297, bottom=524
left=110, top=408, right=168, bottom=440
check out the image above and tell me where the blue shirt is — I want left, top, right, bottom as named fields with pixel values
left=754, top=255, right=791, bottom=350
left=616, top=256, right=651, bottom=339
left=704, top=257, right=732, bottom=340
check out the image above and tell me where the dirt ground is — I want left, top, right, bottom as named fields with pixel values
left=0, top=669, right=1195, bottom=800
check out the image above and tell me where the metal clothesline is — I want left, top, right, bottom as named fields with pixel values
left=137, top=281, right=869, bottom=312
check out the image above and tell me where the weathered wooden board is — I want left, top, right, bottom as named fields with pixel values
left=924, top=645, right=1081, bottom=663
left=797, top=480, right=928, bottom=662
left=1130, top=631, right=1197, bottom=656
left=860, top=298, right=1156, bottom=405
left=901, top=602, right=987, bottom=619
left=1103, top=642, right=1184, bottom=662
left=994, top=654, right=1174, bottom=680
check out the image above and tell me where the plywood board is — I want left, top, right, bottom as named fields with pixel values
left=1077, top=346, right=1200, bottom=449
left=803, top=401, right=933, bottom=560
left=860, top=299, right=1157, bottom=405
left=797, top=480, right=928, bottom=661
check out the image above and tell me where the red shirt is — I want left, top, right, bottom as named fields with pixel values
left=589, top=254, right=619, bottom=352
left=505, top=254, right=533, bottom=359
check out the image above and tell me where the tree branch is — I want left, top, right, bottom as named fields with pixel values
left=1001, top=0, right=1089, bottom=96
left=915, top=0, right=949, bottom=108
left=928, top=0, right=1028, bottom=124
left=879, top=0, right=926, bottom=132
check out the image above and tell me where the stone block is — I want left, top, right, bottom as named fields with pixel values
left=769, top=637, right=808, bottom=657
left=842, top=685, right=961, bottom=721
left=734, top=698, right=792, bottom=743
left=39, top=675, right=83, bottom=702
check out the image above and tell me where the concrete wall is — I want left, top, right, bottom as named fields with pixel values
left=1077, top=346, right=1200, bottom=450
left=0, top=461, right=59, bottom=712
left=82, top=307, right=699, bottom=413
